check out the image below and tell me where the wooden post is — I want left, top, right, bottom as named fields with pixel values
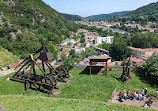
left=103, top=63, right=105, bottom=76
left=106, top=62, right=108, bottom=76
left=90, top=62, right=92, bottom=75
left=42, top=61, right=45, bottom=72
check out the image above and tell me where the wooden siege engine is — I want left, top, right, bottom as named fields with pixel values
left=119, top=57, right=132, bottom=83
left=10, top=46, right=70, bottom=96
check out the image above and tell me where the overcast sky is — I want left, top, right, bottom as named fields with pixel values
left=42, top=0, right=158, bottom=17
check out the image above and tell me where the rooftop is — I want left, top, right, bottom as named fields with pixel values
left=128, top=46, right=158, bottom=52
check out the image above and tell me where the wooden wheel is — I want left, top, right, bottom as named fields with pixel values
left=41, top=75, right=56, bottom=90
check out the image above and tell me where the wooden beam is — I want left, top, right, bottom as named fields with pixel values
left=90, top=62, right=92, bottom=75
left=90, top=65, right=91, bottom=75
left=106, top=62, right=108, bottom=76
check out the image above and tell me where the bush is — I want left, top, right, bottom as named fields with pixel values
left=136, top=55, right=158, bottom=83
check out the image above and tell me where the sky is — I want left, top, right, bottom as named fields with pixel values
left=42, top=0, right=158, bottom=17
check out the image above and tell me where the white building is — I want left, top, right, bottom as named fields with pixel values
left=85, top=41, right=91, bottom=48
left=66, top=39, right=75, bottom=44
left=75, top=48, right=85, bottom=53
left=95, top=36, right=114, bottom=45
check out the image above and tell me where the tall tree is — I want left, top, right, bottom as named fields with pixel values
left=109, top=38, right=131, bottom=60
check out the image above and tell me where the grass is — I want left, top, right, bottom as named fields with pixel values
left=0, top=69, right=157, bottom=111
left=0, top=95, right=154, bottom=111
left=0, top=48, right=19, bottom=67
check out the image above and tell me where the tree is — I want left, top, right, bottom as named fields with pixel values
left=136, top=55, right=158, bottom=82
left=47, top=42, right=58, bottom=60
left=130, top=32, right=158, bottom=48
left=63, top=55, right=75, bottom=67
left=109, top=38, right=131, bottom=60
left=84, top=47, right=101, bottom=58
left=80, top=38, right=85, bottom=43
left=97, top=43, right=111, bottom=51
left=69, top=49, right=76, bottom=58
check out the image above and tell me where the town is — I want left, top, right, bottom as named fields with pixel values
left=0, top=0, right=158, bottom=111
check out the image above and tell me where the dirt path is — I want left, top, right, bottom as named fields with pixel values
left=0, top=104, right=5, bottom=111
left=108, top=92, right=158, bottom=110
left=0, top=69, right=17, bottom=77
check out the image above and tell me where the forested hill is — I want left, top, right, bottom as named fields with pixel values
left=126, top=2, right=158, bottom=22
left=62, top=13, right=82, bottom=21
left=0, top=0, right=77, bottom=58
left=87, top=11, right=130, bottom=19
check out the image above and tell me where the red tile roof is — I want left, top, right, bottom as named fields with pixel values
left=95, top=55, right=111, bottom=60
left=85, top=41, right=90, bottom=44
left=127, top=57, right=143, bottom=63
left=8, top=62, right=22, bottom=69
left=61, top=40, right=66, bottom=43
left=141, top=54, right=151, bottom=60
left=66, top=52, right=70, bottom=55
left=128, top=46, right=158, bottom=52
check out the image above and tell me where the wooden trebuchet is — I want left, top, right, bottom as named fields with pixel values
left=119, top=57, right=132, bottom=83
left=10, top=46, right=70, bottom=96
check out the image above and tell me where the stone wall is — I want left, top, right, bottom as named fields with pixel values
left=74, top=65, right=135, bottom=71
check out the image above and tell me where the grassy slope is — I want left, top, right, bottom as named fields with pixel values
left=0, top=69, right=157, bottom=111
left=0, top=48, right=19, bottom=67
left=0, top=96, right=153, bottom=111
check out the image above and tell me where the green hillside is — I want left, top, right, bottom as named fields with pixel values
left=62, top=13, right=82, bottom=21
left=0, top=0, right=77, bottom=57
left=87, top=11, right=130, bottom=19
left=126, top=2, right=158, bottom=22
left=0, top=47, right=18, bottom=67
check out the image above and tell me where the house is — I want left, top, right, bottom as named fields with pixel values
left=85, top=41, right=90, bottom=48
left=74, top=47, right=85, bottom=53
left=127, top=57, right=143, bottom=65
left=66, top=39, right=75, bottom=44
left=60, top=39, right=75, bottom=46
left=60, top=40, right=67, bottom=46
left=129, top=46, right=158, bottom=59
left=75, top=41, right=81, bottom=47
left=152, top=51, right=158, bottom=56
left=8, top=61, right=22, bottom=69
left=95, top=36, right=114, bottom=45
left=65, top=52, right=70, bottom=56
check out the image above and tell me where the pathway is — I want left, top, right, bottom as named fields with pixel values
left=0, top=69, right=16, bottom=77
left=108, top=92, right=158, bottom=110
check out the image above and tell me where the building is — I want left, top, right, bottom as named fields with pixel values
left=153, top=51, right=158, bottom=56
left=129, top=47, right=158, bottom=59
left=95, top=36, right=114, bottom=45
left=74, top=47, right=85, bottom=53
left=66, top=39, right=75, bottom=44
left=8, top=61, right=22, bottom=69
left=60, top=39, right=75, bottom=46
left=85, top=41, right=90, bottom=48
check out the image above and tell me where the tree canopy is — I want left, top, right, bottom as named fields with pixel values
left=109, top=38, right=131, bottom=60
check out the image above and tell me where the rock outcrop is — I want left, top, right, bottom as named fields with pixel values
left=6, top=0, right=15, bottom=8
left=10, top=32, right=16, bottom=39
left=16, top=29, right=22, bottom=35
